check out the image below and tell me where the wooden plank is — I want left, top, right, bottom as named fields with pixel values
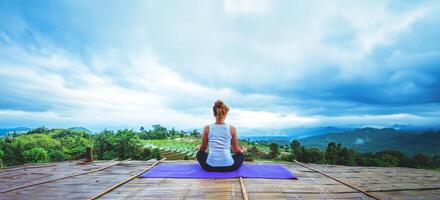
left=0, top=163, right=58, bottom=173
left=1, top=160, right=440, bottom=200
left=88, top=158, right=166, bottom=200
left=294, top=160, right=381, bottom=200
left=0, top=159, right=131, bottom=194
left=100, top=177, right=242, bottom=200
left=0, top=160, right=115, bottom=191
left=239, top=177, right=248, bottom=200
left=0, top=161, right=157, bottom=200
left=297, top=162, right=440, bottom=199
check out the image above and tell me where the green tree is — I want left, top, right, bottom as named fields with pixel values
left=376, top=150, right=406, bottom=167
left=52, top=129, right=91, bottom=160
left=0, top=149, right=4, bottom=167
left=93, top=130, right=115, bottom=160
left=302, top=148, right=325, bottom=164
left=433, top=155, right=440, bottom=168
left=290, top=140, right=301, bottom=160
left=413, top=154, right=432, bottom=168
left=114, top=129, right=143, bottom=160
left=141, top=148, right=152, bottom=160
left=23, top=148, right=48, bottom=163
left=358, top=156, right=388, bottom=167
left=139, top=124, right=169, bottom=139
left=170, top=127, right=177, bottom=137
left=190, top=129, right=201, bottom=137
left=2, top=134, right=61, bottom=165
left=281, top=153, right=296, bottom=162
left=151, top=148, right=161, bottom=160
left=325, top=142, right=338, bottom=165
left=268, top=143, right=280, bottom=159
left=336, top=147, right=356, bottom=166
left=49, top=150, right=66, bottom=162
left=15, top=134, right=61, bottom=150
left=27, top=127, right=49, bottom=135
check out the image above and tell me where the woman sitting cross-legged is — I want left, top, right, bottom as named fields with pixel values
left=196, top=100, right=247, bottom=172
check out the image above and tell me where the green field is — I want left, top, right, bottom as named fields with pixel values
left=143, top=136, right=271, bottom=160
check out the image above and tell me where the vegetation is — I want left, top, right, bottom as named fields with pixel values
left=0, top=126, right=170, bottom=166
left=0, top=125, right=439, bottom=171
left=283, top=140, right=440, bottom=169
left=268, top=143, right=280, bottom=159
left=298, top=128, right=440, bottom=156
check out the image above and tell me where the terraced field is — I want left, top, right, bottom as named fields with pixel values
left=144, top=137, right=199, bottom=160
left=143, top=136, right=271, bottom=160
left=160, top=150, right=192, bottom=160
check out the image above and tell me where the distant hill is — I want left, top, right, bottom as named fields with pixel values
left=68, top=127, right=92, bottom=134
left=299, top=127, right=440, bottom=156
left=241, top=126, right=352, bottom=145
left=389, top=124, right=440, bottom=133
left=241, top=126, right=352, bottom=138
left=0, top=127, right=31, bottom=136
left=282, top=126, right=352, bottom=139
left=0, top=127, right=93, bottom=136
left=241, top=136, right=292, bottom=145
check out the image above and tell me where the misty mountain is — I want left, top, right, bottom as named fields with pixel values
left=0, top=127, right=31, bottom=136
left=241, top=126, right=352, bottom=138
left=68, top=127, right=93, bottom=134
left=298, top=128, right=440, bottom=156
left=240, top=126, right=353, bottom=145
left=389, top=124, right=440, bottom=133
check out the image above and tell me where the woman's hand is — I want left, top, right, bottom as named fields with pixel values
left=196, top=144, right=201, bottom=150
left=240, top=146, right=247, bottom=153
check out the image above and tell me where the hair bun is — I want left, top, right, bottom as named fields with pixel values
left=213, top=100, right=229, bottom=120
left=214, top=100, right=224, bottom=106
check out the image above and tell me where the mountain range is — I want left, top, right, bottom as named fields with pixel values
left=0, top=127, right=31, bottom=135
left=0, top=127, right=92, bottom=136
left=298, top=127, right=440, bottom=156
left=241, top=126, right=351, bottom=139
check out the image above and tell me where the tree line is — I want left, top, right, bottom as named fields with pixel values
left=248, top=140, right=440, bottom=169
left=0, top=125, right=186, bottom=167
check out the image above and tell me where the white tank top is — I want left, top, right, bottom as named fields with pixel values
left=206, top=123, right=234, bottom=167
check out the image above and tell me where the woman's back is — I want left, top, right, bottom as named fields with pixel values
left=206, top=123, right=234, bottom=167
left=196, top=100, right=246, bottom=171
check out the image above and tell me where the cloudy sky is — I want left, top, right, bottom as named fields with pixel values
left=1, top=0, right=439, bottom=131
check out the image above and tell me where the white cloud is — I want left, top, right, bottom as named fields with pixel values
left=1, top=1, right=440, bottom=131
left=317, top=113, right=434, bottom=127
left=224, top=0, right=270, bottom=15
left=0, top=38, right=308, bottom=130
left=229, top=109, right=318, bottom=128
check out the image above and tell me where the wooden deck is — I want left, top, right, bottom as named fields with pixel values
left=0, top=160, right=439, bottom=200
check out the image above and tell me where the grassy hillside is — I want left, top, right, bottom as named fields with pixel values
left=299, top=128, right=440, bottom=156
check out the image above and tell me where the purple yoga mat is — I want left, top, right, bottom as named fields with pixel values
left=139, top=163, right=297, bottom=179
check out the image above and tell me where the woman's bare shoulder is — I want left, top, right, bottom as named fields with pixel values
left=229, top=125, right=236, bottom=132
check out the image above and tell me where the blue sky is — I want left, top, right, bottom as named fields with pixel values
left=0, top=0, right=440, bottom=131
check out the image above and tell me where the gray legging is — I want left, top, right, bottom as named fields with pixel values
left=196, top=150, right=245, bottom=172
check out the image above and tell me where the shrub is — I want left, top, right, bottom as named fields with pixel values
left=151, top=148, right=161, bottom=160
left=0, top=149, right=4, bottom=167
left=268, top=143, right=280, bottom=159
left=23, top=148, right=48, bottom=163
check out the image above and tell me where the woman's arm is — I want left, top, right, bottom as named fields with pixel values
left=231, top=126, right=247, bottom=153
left=198, top=125, right=209, bottom=152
